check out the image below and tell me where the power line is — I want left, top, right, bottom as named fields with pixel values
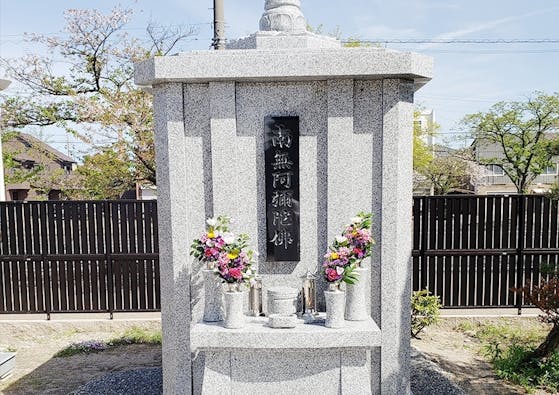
left=352, top=38, right=559, bottom=44
left=0, top=23, right=213, bottom=38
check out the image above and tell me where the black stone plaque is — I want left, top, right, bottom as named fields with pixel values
left=264, top=116, right=300, bottom=262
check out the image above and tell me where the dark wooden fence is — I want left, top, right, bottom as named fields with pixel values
left=2, top=196, right=558, bottom=315
left=0, top=201, right=160, bottom=316
left=413, top=195, right=559, bottom=310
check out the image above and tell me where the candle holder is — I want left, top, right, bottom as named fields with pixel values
left=301, top=270, right=318, bottom=322
left=249, top=276, right=263, bottom=316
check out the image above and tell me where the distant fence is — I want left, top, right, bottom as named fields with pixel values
left=413, top=195, right=559, bottom=310
left=0, top=201, right=160, bottom=317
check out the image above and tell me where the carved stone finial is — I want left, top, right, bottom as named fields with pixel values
left=259, top=0, right=307, bottom=33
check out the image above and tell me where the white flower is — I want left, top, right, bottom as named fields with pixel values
left=206, top=217, right=217, bottom=227
left=336, top=266, right=345, bottom=275
left=222, top=232, right=236, bottom=244
left=245, top=268, right=252, bottom=276
left=350, top=216, right=363, bottom=224
left=335, top=235, right=348, bottom=244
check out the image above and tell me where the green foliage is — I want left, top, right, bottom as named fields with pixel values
left=455, top=318, right=556, bottom=391
left=546, top=181, right=559, bottom=200
left=342, top=264, right=359, bottom=285
left=55, top=326, right=161, bottom=358
left=67, top=148, right=135, bottom=199
left=109, top=326, right=162, bottom=346
left=486, top=343, right=559, bottom=392
left=413, top=110, right=436, bottom=171
left=464, top=92, right=559, bottom=193
left=0, top=7, right=197, bottom=197
left=411, top=289, right=441, bottom=338
left=418, top=155, right=472, bottom=195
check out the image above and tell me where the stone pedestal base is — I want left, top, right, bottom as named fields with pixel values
left=191, top=316, right=380, bottom=394
left=195, top=348, right=371, bottom=395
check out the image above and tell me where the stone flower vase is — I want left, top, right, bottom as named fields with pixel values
left=325, top=283, right=345, bottom=328
left=202, top=268, right=224, bottom=322
left=345, top=265, right=370, bottom=321
left=224, top=284, right=245, bottom=329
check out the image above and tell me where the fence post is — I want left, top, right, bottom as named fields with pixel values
left=104, top=201, right=114, bottom=320
left=40, top=203, right=52, bottom=320
left=420, top=196, right=428, bottom=290
left=516, top=195, right=526, bottom=315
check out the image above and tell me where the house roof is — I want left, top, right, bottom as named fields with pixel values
left=3, top=132, right=76, bottom=164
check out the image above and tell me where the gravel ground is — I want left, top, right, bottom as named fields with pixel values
left=411, top=348, right=465, bottom=395
left=72, top=349, right=463, bottom=395
left=71, top=367, right=162, bottom=395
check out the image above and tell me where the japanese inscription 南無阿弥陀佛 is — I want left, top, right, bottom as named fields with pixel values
left=264, top=116, right=300, bottom=261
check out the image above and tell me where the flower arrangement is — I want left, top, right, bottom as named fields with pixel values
left=323, top=212, right=374, bottom=284
left=190, top=216, right=256, bottom=287
left=190, top=216, right=231, bottom=269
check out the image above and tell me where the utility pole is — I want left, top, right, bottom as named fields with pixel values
left=0, top=79, right=11, bottom=201
left=212, top=0, right=225, bottom=50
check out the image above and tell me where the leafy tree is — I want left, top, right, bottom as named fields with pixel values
left=0, top=7, right=197, bottom=197
left=67, top=148, right=136, bottom=200
left=420, top=156, right=470, bottom=195
left=417, top=149, right=488, bottom=195
left=463, top=92, right=559, bottom=193
left=413, top=110, right=437, bottom=171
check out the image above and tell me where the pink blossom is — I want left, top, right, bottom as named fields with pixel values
left=229, top=268, right=242, bottom=280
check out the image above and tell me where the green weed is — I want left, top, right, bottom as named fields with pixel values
left=109, top=326, right=162, bottom=346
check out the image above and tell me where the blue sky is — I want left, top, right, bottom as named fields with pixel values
left=1, top=0, right=558, bottom=154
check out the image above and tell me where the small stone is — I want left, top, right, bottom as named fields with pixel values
left=268, top=313, right=299, bottom=328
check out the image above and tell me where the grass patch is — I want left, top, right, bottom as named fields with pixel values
left=455, top=319, right=547, bottom=348
left=455, top=319, right=559, bottom=392
left=109, top=326, right=162, bottom=346
left=54, top=340, right=107, bottom=357
left=55, top=326, right=161, bottom=358
left=486, top=343, right=559, bottom=393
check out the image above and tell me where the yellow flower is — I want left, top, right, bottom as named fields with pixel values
left=207, top=231, right=215, bottom=239
left=227, top=252, right=239, bottom=260
left=330, top=252, right=339, bottom=260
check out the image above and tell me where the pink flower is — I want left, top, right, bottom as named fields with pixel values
left=326, top=268, right=341, bottom=282
left=229, top=268, right=243, bottom=280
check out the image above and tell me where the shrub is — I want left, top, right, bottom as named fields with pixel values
left=411, top=289, right=441, bottom=339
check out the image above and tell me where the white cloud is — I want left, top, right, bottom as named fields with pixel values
left=419, top=5, right=559, bottom=50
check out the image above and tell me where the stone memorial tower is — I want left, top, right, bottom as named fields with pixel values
left=135, top=1, right=432, bottom=393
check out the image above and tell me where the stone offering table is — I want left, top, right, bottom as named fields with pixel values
left=191, top=316, right=380, bottom=394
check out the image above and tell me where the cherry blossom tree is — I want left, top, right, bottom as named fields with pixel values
left=0, top=7, right=197, bottom=198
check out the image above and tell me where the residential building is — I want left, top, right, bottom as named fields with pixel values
left=474, top=139, right=559, bottom=195
left=3, top=132, right=77, bottom=201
